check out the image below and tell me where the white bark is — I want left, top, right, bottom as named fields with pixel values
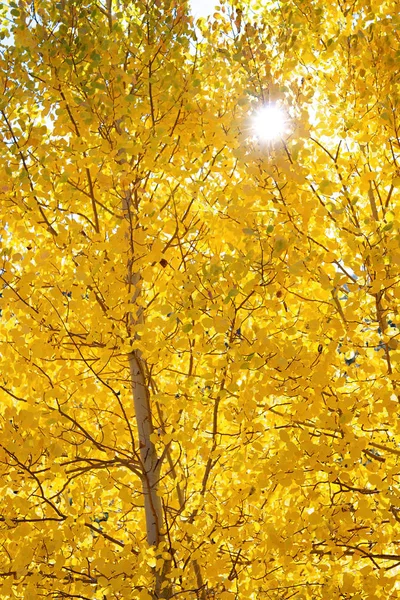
left=124, top=192, right=169, bottom=596
left=128, top=349, right=163, bottom=546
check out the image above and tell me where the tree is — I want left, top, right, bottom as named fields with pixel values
left=1, top=0, right=400, bottom=598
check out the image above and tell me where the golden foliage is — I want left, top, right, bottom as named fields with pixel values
left=1, top=0, right=400, bottom=598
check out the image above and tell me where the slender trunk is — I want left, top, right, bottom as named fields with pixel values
left=106, top=0, right=112, bottom=32
left=124, top=197, right=171, bottom=597
left=129, top=349, right=173, bottom=597
left=128, top=348, right=163, bottom=546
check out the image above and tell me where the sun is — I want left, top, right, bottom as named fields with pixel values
left=251, top=105, right=288, bottom=142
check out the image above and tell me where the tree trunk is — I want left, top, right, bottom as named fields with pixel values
left=124, top=199, right=170, bottom=597
left=128, top=349, right=163, bottom=547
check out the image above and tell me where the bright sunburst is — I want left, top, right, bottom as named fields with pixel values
left=251, top=105, right=288, bottom=142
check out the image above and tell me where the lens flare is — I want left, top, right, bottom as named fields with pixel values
left=252, top=105, right=288, bottom=142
